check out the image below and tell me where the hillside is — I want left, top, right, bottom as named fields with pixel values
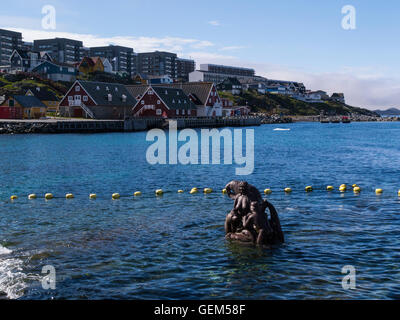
left=0, top=73, right=70, bottom=99
left=219, top=90, right=379, bottom=116
left=373, top=108, right=400, bottom=116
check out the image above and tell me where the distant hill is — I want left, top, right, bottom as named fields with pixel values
left=219, top=90, right=379, bottom=117
left=373, top=108, right=400, bottom=116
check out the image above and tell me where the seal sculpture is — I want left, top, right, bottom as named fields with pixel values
left=225, top=181, right=284, bottom=246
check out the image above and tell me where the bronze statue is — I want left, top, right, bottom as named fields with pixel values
left=225, top=180, right=284, bottom=246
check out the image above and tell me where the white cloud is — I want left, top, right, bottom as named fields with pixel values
left=219, top=46, right=246, bottom=51
left=207, top=20, right=221, bottom=27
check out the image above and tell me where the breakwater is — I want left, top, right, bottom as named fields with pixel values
left=0, top=117, right=261, bottom=134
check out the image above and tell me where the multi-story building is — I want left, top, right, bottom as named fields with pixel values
left=136, top=51, right=178, bottom=79
left=176, top=58, right=195, bottom=82
left=189, top=63, right=259, bottom=84
left=0, top=29, right=22, bottom=66
left=89, top=45, right=136, bottom=76
left=33, top=38, right=85, bottom=64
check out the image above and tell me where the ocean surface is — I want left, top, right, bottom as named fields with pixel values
left=1, top=121, right=400, bottom=300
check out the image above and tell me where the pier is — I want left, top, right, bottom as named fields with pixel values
left=0, top=117, right=261, bottom=134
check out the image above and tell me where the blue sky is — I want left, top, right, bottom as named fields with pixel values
left=1, top=0, right=400, bottom=109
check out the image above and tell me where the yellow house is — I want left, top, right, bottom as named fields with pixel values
left=78, top=56, right=105, bottom=75
left=2, top=95, right=47, bottom=119
left=26, top=87, right=60, bottom=113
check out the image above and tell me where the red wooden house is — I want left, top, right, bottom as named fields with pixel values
left=132, top=86, right=197, bottom=118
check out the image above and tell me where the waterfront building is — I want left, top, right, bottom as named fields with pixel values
left=132, top=86, right=197, bottom=118
left=89, top=45, right=136, bottom=76
left=131, top=82, right=223, bottom=117
left=0, top=29, right=22, bottom=67
left=31, top=61, right=77, bottom=82
left=331, top=93, right=345, bottom=104
left=59, top=80, right=137, bottom=119
left=0, top=95, right=47, bottom=119
left=33, top=38, right=85, bottom=64
left=25, top=87, right=60, bottom=113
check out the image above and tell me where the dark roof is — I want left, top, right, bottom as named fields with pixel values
left=125, top=85, right=149, bottom=100
left=26, top=87, right=59, bottom=102
left=78, top=80, right=137, bottom=106
left=152, top=86, right=196, bottom=110
left=152, top=82, right=215, bottom=106
left=13, top=95, right=46, bottom=108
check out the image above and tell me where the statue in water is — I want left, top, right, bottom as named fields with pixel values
left=225, top=181, right=284, bottom=246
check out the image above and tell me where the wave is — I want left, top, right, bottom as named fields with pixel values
left=0, top=245, right=27, bottom=300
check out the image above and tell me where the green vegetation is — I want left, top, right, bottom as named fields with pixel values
left=0, top=73, right=70, bottom=98
left=219, top=89, right=378, bottom=116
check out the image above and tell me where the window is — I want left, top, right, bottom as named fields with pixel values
left=141, top=100, right=145, bottom=105
left=157, top=100, right=161, bottom=105
left=156, top=109, right=162, bottom=115
left=75, top=86, right=80, bottom=92
left=68, top=96, right=73, bottom=101
left=188, top=110, right=191, bottom=115
left=182, top=110, right=185, bottom=115
left=83, top=96, right=88, bottom=102
left=176, top=110, right=179, bottom=115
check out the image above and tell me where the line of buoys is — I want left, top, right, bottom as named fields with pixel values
left=7, top=185, right=400, bottom=202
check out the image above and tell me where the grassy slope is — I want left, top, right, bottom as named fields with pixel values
left=219, top=90, right=378, bottom=116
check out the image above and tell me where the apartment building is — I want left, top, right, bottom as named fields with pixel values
left=176, top=58, right=195, bottom=82
left=189, top=63, right=258, bottom=83
left=0, top=29, right=22, bottom=66
left=136, top=51, right=178, bottom=79
left=89, top=45, right=136, bottom=75
left=33, top=38, right=85, bottom=64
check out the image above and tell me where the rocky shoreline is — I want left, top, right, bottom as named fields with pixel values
left=0, top=122, right=58, bottom=134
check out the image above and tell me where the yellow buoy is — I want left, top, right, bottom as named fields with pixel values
left=398, top=190, right=400, bottom=197
left=45, top=193, right=53, bottom=200
left=376, top=189, right=383, bottom=195
left=89, top=194, right=97, bottom=199
left=339, top=185, right=347, bottom=192
left=327, top=186, right=334, bottom=191
left=112, top=193, right=120, bottom=200
left=10, top=195, right=18, bottom=200
left=305, top=186, right=313, bottom=192
left=264, top=189, right=272, bottom=195
left=134, top=191, right=142, bottom=196
left=353, top=186, right=361, bottom=194
left=204, top=188, right=213, bottom=194
left=222, top=189, right=227, bottom=194
left=65, top=193, right=74, bottom=199
left=190, top=188, right=198, bottom=194
left=178, top=190, right=184, bottom=193
left=352, top=184, right=358, bottom=188
left=284, top=188, right=292, bottom=193
left=28, top=194, right=37, bottom=200
left=155, top=189, right=164, bottom=196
